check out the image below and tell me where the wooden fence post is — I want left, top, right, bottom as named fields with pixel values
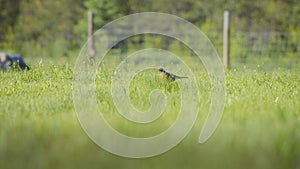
left=88, top=11, right=95, bottom=64
left=223, top=11, right=230, bottom=69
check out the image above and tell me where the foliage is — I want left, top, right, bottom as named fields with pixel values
left=0, top=0, right=20, bottom=41
left=74, top=0, right=123, bottom=41
left=10, top=0, right=84, bottom=57
left=0, top=0, right=299, bottom=61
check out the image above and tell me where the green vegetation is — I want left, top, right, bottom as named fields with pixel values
left=0, top=62, right=299, bottom=169
left=0, top=0, right=299, bottom=168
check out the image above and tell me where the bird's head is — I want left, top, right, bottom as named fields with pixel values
left=158, top=68, right=164, bottom=72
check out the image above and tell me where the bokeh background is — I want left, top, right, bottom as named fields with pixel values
left=1, top=0, right=299, bottom=68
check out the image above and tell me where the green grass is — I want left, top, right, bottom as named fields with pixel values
left=0, top=62, right=299, bottom=169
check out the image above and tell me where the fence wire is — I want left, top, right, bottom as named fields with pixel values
left=206, top=31, right=300, bottom=69
left=1, top=31, right=299, bottom=70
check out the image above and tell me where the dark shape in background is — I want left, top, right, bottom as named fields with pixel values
left=0, top=52, right=30, bottom=71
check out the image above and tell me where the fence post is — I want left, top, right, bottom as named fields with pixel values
left=88, top=11, right=95, bottom=64
left=223, top=11, right=230, bottom=69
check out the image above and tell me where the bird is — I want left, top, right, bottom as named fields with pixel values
left=158, top=68, right=188, bottom=82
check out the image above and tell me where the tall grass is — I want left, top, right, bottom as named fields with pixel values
left=0, top=62, right=299, bottom=169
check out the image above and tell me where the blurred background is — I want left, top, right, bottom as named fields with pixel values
left=0, top=0, right=299, bottom=69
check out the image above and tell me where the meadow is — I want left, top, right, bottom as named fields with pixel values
left=0, top=56, right=299, bottom=169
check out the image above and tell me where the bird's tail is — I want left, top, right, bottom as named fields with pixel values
left=177, top=76, right=188, bottom=79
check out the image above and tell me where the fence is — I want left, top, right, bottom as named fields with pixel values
left=1, top=13, right=299, bottom=70
left=206, top=31, right=300, bottom=69
left=90, top=30, right=300, bottom=70
left=85, top=11, right=300, bottom=70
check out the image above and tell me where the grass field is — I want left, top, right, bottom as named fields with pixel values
left=0, top=60, right=299, bottom=169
